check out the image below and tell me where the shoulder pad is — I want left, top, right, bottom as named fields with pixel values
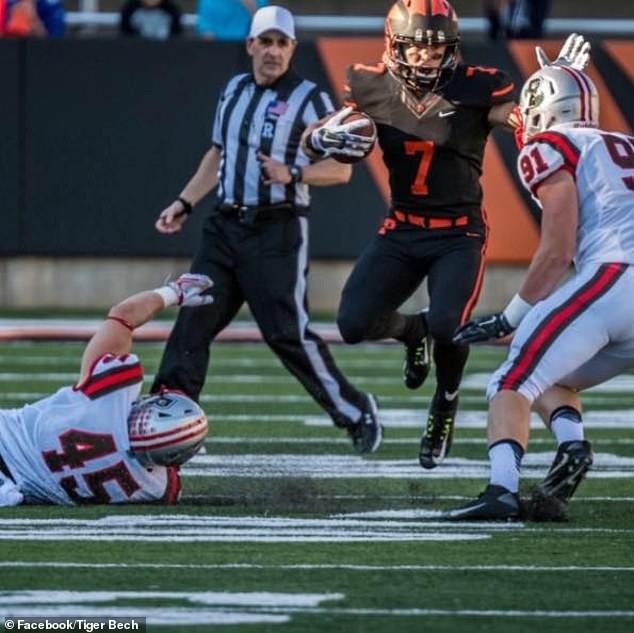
left=76, top=353, right=144, bottom=400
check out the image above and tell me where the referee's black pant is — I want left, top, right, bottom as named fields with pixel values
left=152, top=211, right=368, bottom=426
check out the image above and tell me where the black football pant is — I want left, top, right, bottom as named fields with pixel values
left=152, top=212, right=367, bottom=426
left=337, top=224, right=486, bottom=395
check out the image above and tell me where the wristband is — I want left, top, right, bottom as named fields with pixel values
left=502, top=293, right=533, bottom=328
left=177, top=196, right=193, bottom=216
left=106, top=315, right=134, bottom=331
left=153, top=285, right=179, bottom=308
left=289, top=165, right=303, bottom=184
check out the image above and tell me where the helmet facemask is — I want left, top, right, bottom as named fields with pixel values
left=390, top=37, right=459, bottom=93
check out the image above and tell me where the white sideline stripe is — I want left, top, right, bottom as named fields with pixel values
left=271, top=607, right=634, bottom=618
left=2, top=393, right=634, bottom=411
left=0, top=589, right=343, bottom=607
left=206, top=436, right=634, bottom=446
left=0, top=607, right=288, bottom=625
left=0, top=533, right=488, bottom=543
left=4, top=371, right=634, bottom=392
left=1, top=515, right=632, bottom=536
left=184, top=493, right=634, bottom=503
left=303, top=409, right=634, bottom=430
left=2, top=605, right=632, bottom=622
left=2, top=561, right=634, bottom=573
left=0, top=514, right=494, bottom=543
left=181, top=452, right=634, bottom=480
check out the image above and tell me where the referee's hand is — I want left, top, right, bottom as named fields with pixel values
left=258, top=152, right=292, bottom=185
left=155, top=201, right=189, bottom=234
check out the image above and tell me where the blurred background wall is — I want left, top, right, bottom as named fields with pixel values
left=1, top=2, right=632, bottom=310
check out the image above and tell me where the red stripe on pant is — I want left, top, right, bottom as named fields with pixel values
left=500, top=263, right=626, bottom=391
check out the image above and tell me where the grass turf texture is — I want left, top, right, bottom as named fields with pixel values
left=1, top=341, right=633, bottom=631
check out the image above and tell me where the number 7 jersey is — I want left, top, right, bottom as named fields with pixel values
left=0, top=354, right=181, bottom=505
left=343, top=62, right=515, bottom=223
left=517, top=126, right=634, bottom=270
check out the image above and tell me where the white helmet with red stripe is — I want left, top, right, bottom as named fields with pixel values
left=520, top=65, right=599, bottom=144
left=127, top=391, right=208, bottom=467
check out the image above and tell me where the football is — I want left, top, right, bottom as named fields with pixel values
left=333, top=110, right=377, bottom=164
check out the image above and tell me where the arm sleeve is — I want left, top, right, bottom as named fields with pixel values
left=489, top=68, right=516, bottom=105
left=342, top=65, right=357, bottom=108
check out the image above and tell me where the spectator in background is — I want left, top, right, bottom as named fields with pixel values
left=483, top=0, right=551, bottom=40
left=506, top=0, right=551, bottom=38
left=120, top=0, right=182, bottom=41
left=1, top=0, right=64, bottom=38
left=483, top=0, right=509, bottom=40
left=197, top=0, right=267, bottom=40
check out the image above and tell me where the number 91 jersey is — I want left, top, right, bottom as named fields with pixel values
left=0, top=354, right=180, bottom=505
left=517, top=127, right=634, bottom=270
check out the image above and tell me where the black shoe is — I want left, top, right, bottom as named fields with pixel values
left=419, top=393, right=458, bottom=469
left=445, top=484, right=521, bottom=521
left=528, top=440, right=593, bottom=521
left=347, top=394, right=383, bottom=454
left=402, top=313, right=432, bottom=390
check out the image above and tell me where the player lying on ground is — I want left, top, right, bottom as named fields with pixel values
left=0, top=274, right=213, bottom=507
left=447, top=43, right=633, bottom=522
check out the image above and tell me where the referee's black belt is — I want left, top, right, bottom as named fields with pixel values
left=218, top=202, right=307, bottom=226
left=0, top=449, right=15, bottom=483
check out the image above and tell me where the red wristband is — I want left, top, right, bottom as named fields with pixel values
left=106, top=315, right=134, bottom=331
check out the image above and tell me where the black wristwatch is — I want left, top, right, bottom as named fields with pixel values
left=288, top=165, right=303, bottom=184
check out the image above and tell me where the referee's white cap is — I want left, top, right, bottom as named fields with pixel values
left=249, top=6, right=296, bottom=40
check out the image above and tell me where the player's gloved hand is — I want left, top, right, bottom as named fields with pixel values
left=536, top=33, right=591, bottom=71
left=0, top=475, right=24, bottom=507
left=508, top=105, right=525, bottom=150
left=308, top=106, right=376, bottom=159
left=453, top=313, right=515, bottom=346
left=158, top=273, right=214, bottom=307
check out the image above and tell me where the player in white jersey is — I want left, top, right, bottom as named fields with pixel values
left=0, top=273, right=213, bottom=507
left=446, top=44, right=634, bottom=521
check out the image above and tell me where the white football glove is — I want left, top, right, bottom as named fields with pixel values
left=161, top=273, right=214, bottom=307
left=308, top=106, right=376, bottom=159
left=536, top=33, right=591, bottom=71
left=0, top=475, right=24, bottom=507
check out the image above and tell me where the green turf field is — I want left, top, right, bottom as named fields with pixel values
left=1, top=340, right=633, bottom=632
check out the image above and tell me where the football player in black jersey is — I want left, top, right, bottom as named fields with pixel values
left=307, top=0, right=520, bottom=469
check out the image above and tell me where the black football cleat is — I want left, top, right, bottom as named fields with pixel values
left=419, top=393, right=458, bottom=469
left=445, top=484, right=521, bottom=521
left=347, top=394, right=383, bottom=454
left=528, top=440, right=593, bottom=521
left=402, top=313, right=432, bottom=390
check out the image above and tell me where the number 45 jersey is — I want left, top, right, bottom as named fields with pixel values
left=0, top=354, right=180, bottom=505
left=518, top=127, right=634, bottom=270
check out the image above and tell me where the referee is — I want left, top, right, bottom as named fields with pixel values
left=152, top=5, right=382, bottom=453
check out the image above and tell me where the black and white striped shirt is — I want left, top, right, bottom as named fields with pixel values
left=211, top=69, right=334, bottom=209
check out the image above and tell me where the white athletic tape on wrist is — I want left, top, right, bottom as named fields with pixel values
left=502, top=293, right=533, bottom=328
left=153, top=285, right=179, bottom=308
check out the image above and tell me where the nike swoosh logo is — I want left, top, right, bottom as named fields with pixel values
left=439, top=110, right=456, bottom=118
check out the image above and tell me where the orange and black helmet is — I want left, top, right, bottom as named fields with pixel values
left=384, top=0, right=460, bottom=93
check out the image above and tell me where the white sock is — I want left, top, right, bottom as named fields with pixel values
left=489, top=440, right=524, bottom=493
left=550, top=406, right=584, bottom=444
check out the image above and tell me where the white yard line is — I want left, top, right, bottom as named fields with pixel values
left=2, top=561, right=633, bottom=572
